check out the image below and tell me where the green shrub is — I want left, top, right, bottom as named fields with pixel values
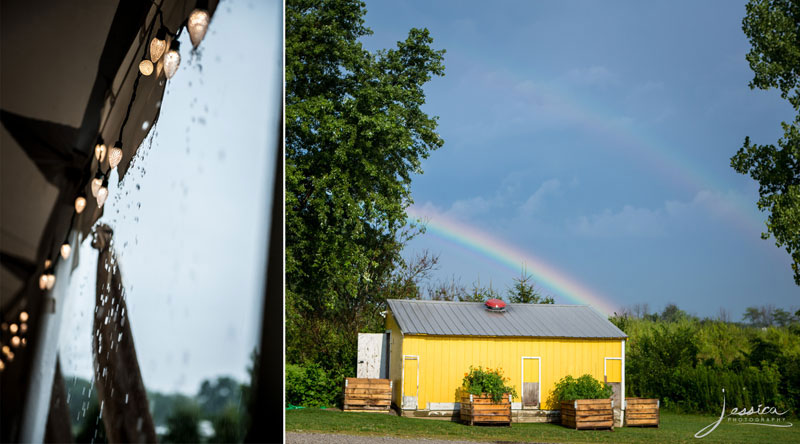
left=285, top=362, right=342, bottom=407
left=552, top=374, right=613, bottom=402
left=462, top=366, right=518, bottom=403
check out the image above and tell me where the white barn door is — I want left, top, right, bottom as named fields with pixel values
left=357, top=333, right=389, bottom=378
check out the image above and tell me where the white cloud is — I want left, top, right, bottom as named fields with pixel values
left=520, top=178, right=561, bottom=215
left=570, top=205, right=666, bottom=237
left=569, top=189, right=763, bottom=238
left=565, top=66, right=618, bottom=88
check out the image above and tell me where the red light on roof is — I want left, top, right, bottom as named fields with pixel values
left=485, top=299, right=506, bottom=311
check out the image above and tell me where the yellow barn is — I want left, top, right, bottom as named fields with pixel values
left=385, top=299, right=627, bottom=424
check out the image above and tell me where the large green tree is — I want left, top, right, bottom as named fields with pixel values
left=732, top=0, right=800, bottom=285
left=286, top=0, right=445, bottom=370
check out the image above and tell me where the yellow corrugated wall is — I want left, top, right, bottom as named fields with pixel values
left=398, top=333, right=623, bottom=410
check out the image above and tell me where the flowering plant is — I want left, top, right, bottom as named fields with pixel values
left=462, top=366, right=518, bottom=403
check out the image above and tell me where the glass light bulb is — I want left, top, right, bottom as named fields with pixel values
left=2, top=346, right=9, bottom=355
left=21, top=338, right=26, bottom=346
left=6, top=351, right=13, bottom=361
left=9, top=324, right=17, bottom=334
left=139, top=59, right=154, bottom=76
left=150, top=37, right=166, bottom=63
left=0, top=360, right=4, bottom=371
left=75, top=196, right=87, bottom=214
left=95, top=143, right=107, bottom=162
left=46, top=274, right=56, bottom=290
left=188, top=9, right=210, bottom=48
left=11, top=337, right=19, bottom=348
left=19, top=323, right=27, bottom=333
left=164, top=49, right=181, bottom=79
left=91, top=178, right=103, bottom=197
left=44, top=260, right=51, bottom=269
left=109, top=145, right=123, bottom=169
left=61, top=243, right=71, bottom=260
left=96, top=187, right=109, bottom=208
left=19, top=312, right=28, bottom=322
left=39, top=274, right=48, bottom=290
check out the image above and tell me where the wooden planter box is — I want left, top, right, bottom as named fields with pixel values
left=625, top=398, right=659, bottom=427
left=560, top=399, right=614, bottom=430
left=343, top=378, right=392, bottom=412
left=460, top=393, right=512, bottom=426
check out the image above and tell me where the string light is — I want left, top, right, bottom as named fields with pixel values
left=11, top=337, right=20, bottom=348
left=94, top=138, right=107, bottom=163
left=32, top=8, right=214, bottom=300
left=150, top=27, right=167, bottom=63
left=91, top=170, right=104, bottom=197
left=60, top=241, right=71, bottom=260
left=19, top=323, right=27, bottom=333
left=164, top=40, right=181, bottom=79
left=109, top=141, right=123, bottom=169
left=75, top=194, right=87, bottom=214
left=96, top=177, right=109, bottom=209
left=42, top=260, right=56, bottom=290
left=0, top=359, right=4, bottom=371
left=46, top=272, right=55, bottom=290
left=9, top=324, right=17, bottom=334
left=19, top=312, right=28, bottom=322
left=139, top=59, right=154, bottom=76
left=188, top=0, right=210, bottom=48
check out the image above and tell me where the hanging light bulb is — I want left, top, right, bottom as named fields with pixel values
left=150, top=27, right=167, bottom=63
left=9, top=324, right=17, bottom=334
left=19, top=312, right=28, bottom=322
left=5, top=351, right=13, bottom=362
left=19, top=323, right=27, bottom=333
left=61, top=242, right=71, bottom=260
left=164, top=40, right=181, bottom=79
left=94, top=138, right=107, bottom=163
left=11, top=337, right=20, bottom=348
left=188, top=0, right=210, bottom=48
left=96, top=177, right=109, bottom=209
left=139, top=59, right=154, bottom=76
left=109, top=141, right=123, bottom=169
left=75, top=194, right=87, bottom=214
left=2, top=346, right=9, bottom=356
left=43, top=260, right=56, bottom=290
left=45, top=273, right=56, bottom=290
left=0, top=359, right=4, bottom=371
left=21, top=338, right=26, bottom=347
left=91, top=169, right=104, bottom=197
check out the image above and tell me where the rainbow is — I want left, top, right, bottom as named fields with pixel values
left=407, top=205, right=620, bottom=315
left=499, top=72, right=767, bottom=236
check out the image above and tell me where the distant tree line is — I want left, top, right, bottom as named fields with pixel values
left=611, top=303, right=800, bottom=415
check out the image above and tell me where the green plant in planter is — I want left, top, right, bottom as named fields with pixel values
left=552, top=374, right=613, bottom=401
left=462, top=366, right=518, bottom=403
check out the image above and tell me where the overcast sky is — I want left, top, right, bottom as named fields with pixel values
left=58, top=0, right=282, bottom=396
left=362, top=0, right=798, bottom=318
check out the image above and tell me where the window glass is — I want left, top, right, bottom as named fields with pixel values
left=57, top=1, right=282, bottom=440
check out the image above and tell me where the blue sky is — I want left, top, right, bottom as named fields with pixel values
left=362, top=0, right=798, bottom=318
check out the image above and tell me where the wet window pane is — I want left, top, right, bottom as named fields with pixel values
left=57, top=1, right=281, bottom=441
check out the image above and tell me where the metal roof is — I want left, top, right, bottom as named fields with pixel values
left=387, top=299, right=627, bottom=339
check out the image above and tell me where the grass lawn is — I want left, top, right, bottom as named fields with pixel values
left=286, top=408, right=798, bottom=443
